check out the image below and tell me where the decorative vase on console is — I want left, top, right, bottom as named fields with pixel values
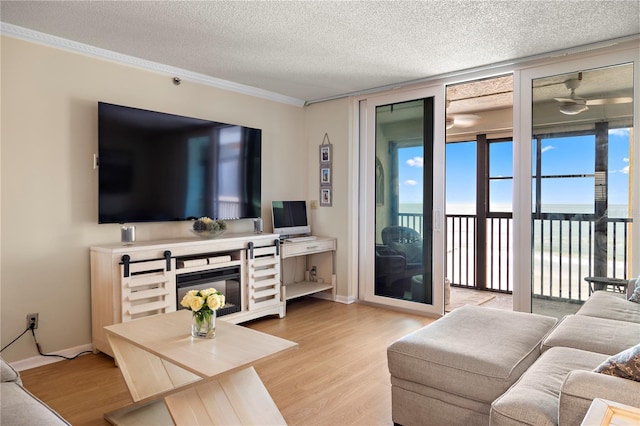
left=180, top=288, right=225, bottom=339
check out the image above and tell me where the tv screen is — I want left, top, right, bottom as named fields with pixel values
left=98, top=102, right=261, bottom=223
left=272, top=201, right=311, bottom=238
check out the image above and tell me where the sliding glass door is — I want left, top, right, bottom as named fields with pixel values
left=515, top=49, right=639, bottom=314
left=359, top=87, right=445, bottom=315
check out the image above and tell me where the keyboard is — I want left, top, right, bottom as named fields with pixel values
left=285, top=236, right=317, bottom=243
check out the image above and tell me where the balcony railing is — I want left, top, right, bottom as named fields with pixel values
left=398, top=212, right=632, bottom=302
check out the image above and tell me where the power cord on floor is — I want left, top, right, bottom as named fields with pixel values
left=1, top=323, right=92, bottom=360
left=31, top=327, right=92, bottom=360
left=0, top=326, right=31, bottom=352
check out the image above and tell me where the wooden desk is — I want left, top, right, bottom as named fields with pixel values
left=104, top=310, right=297, bottom=425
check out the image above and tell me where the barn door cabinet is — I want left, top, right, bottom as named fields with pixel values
left=90, top=233, right=283, bottom=357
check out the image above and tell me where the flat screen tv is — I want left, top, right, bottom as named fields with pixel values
left=98, top=102, right=261, bottom=223
left=271, top=201, right=311, bottom=238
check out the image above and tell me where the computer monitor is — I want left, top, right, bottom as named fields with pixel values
left=271, top=201, right=311, bottom=238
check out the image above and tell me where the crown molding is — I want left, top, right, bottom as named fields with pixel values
left=0, top=23, right=306, bottom=107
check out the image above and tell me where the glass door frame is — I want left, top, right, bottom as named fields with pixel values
left=358, top=86, right=446, bottom=315
left=514, top=47, right=640, bottom=312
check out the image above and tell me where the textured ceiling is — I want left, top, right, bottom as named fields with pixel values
left=1, top=1, right=639, bottom=104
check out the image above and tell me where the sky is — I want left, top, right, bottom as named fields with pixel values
left=397, top=128, right=632, bottom=215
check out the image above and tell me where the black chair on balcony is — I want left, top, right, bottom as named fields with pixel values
left=375, top=226, right=424, bottom=298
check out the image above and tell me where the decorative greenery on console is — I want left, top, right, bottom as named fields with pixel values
left=193, top=217, right=227, bottom=233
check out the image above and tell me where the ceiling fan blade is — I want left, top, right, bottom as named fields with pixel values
left=554, top=97, right=576, bottom=103
left=453, top=114, right=480, bottom=128
left=586, top=97, right=633, bottom=106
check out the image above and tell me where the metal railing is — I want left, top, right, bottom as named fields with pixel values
left=532, top=214, right=632, bottom=302
left=398, top=212, right=632, bottom=302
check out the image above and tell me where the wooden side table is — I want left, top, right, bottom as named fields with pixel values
left=584, top=276, right=628, bottom=295
left=581, top=398, right=640, bottom=425
left=104, top=310, right=297, bottom=425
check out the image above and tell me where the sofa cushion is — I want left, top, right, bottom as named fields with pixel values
left=541, top=314, right=640, bottom=355
left=593, top=343, right=640, bottom=381
left=1, top=382, right=70, bottom=425
left=576, top=290, right=640, bottom=324
left=490, top=347, right=607, bottom=426
left=388, top=305, right=558, bottom=404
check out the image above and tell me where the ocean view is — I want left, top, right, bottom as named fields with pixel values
left=397, top=202, right=632, bottom=298
left=400, top=203, right=631, bottom=218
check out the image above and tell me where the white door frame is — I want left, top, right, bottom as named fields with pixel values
left=357, top=86, right=446, bottom=316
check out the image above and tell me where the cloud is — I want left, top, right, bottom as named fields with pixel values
left=609, top=128, right=630, bottom=138
left=620, top=165, right=629, bottom=175
left=406, top=157, right=423, bottom=167
left=405, top=179, right=418, bottom=186
left=541, top=145, right=555, bottom=153
left=623, top=157, right=629, bottom=163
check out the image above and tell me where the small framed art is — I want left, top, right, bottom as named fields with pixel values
left=320, top=187, right=332, bottom=206
left=320, top=165, right=332, bottom=185
left=320, top=144, right=331, bottom=163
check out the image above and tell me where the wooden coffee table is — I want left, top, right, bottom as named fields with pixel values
left=104, top=310, right=297, bottom=425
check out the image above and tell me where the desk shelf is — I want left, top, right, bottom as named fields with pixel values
left=279, top=236, right=337, bottom=312
left=284, top=281, right=334, bottom=300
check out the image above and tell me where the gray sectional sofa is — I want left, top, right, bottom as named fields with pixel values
left=388, top=282, right=640, bottom=426
left=1, top=356, right=70, bottom=425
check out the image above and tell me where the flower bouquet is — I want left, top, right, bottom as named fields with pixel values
left=191, top=217, right=227, bottom=238
left=180, top=288, right=225, bottom=338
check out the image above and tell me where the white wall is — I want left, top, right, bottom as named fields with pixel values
left=304, top=98, right=352, bottom=302
left=0, top=36, right=308, bottom=362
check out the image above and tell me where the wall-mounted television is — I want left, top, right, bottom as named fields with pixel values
left=98, top=102, right=261, bottom=223
left=271, top=201, right=311, bottom=238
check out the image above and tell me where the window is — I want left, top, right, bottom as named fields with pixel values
left=532, top=133, right=595, bottom=215
left=489, top=140, right=513, bottom=213
left=445, top=141, right=476, bottom=215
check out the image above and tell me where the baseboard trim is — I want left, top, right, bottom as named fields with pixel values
left=11, top=344, right=94, bottom=372
left=311, top=292, right=355, bottom=304
left=335, top=294, right=355, bottom=304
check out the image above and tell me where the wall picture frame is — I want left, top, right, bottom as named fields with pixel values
left=320, top=144, right=331, bottom=163
left=320, top=165, right=332, bottom=185
left=320, top=187, right=332, bottom=206
left=319, top=133, right=333, bottom=207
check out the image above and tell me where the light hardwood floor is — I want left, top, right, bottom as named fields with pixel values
left=19, top=298, right=435, bottom=426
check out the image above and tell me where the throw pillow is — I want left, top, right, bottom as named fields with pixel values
left=629, top=278, right=640, bottom=303
left=594, top=343, right=640, bottom=382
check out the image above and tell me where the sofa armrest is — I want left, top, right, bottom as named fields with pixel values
left=375, top=252, right=407, bottom=274
left=559, top=370, right=640, bottom=425
left=1, top=356, right=21, bottom=384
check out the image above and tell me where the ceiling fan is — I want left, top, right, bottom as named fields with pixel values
left=445, top=100, right=480, bottom=129
left=554, top=72, right=633, bottom=115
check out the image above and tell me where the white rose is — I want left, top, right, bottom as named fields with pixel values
left=180, top=293, right=193, bottom=308
left=200, top=288, right=217, bottom=299
left=207, top=294, right=223, bottom=310
left=189, top=296, right=205, bottom=311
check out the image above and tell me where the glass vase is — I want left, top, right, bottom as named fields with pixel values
left=191, top=309, right=216, bottom=339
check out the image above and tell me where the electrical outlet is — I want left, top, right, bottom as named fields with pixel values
left=310, top=266, right=317, bottom=281
left=27, top=313, right=39, bottom=330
